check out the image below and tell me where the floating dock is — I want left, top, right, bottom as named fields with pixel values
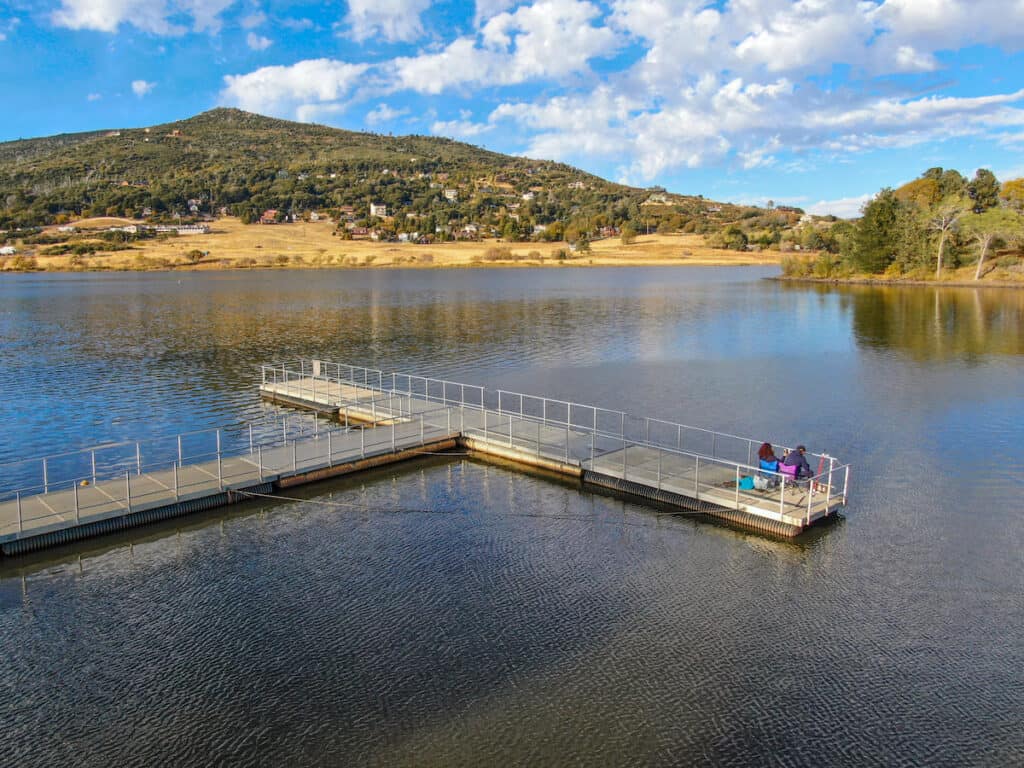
left=0, top=360, right=849, bottom=555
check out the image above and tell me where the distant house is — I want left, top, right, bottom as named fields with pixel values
left=369, top=202, right=388, bottom=217
left=521, top=191, right=535, bottom=201
left=260, top=209, right=280, bottom=224
left=0, top=246, right=16, bottom=256
left=309, top=212, right=322, bottom=222
left=443, top=189, right=459, bottom=202
left=338, top=205, right=355, bottom=216
left=57, top=225, right=77, bottom=233
left=568, top=181, right=586, bottom=190
left=349, top=227, right=370, bottom=238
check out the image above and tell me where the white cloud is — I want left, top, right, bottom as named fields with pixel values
left=365, top=103, right=409, bottom=126
left=346, top=0, right=431, bottom=43
left=872, top=0, right=1024, bottom=52
left=281, top=17, right=314, bottom=31
left=246, top=32, right=272, bottom=50
left=54, top=0, right=181, bottom=34
left=241, top=11, right=266, bottom=29
left=394, top=0, right=619, bottom=93
left=474, top=0, right=517, bottom=27
left=52, top=0, right=237, bottom=34
left=87, top=92, right=102, bottom=101
left=431, top=118, right=493, bottom=138
left=807, top=194, right=874, bottom=219
left=131, top=79, right=156, bottom=97
left=220, top=58, right=369, bottom=119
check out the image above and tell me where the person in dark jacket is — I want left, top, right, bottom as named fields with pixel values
left=783, top=445, right=812, bottom=480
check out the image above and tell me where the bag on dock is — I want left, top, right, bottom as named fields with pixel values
left=738, top=476, right=755, bottom=490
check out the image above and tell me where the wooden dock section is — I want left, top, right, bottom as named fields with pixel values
left=0, top=360, right=849, bottom=555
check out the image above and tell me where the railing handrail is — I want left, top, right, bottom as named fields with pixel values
left=266, top=360, right=835, bottom=467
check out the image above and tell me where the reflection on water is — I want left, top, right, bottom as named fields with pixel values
left=1, top=268, right=1022, bottom=766
left=802, top=283, right=1024, bottom=360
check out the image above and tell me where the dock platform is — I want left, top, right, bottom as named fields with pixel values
left=0, top=360, right=849, bottom=555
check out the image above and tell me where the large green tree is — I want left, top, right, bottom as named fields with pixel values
left=967, top=169, right=1000, bottom=213
left=850, top=189, right=899, bottom=273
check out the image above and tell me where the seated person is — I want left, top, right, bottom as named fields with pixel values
left=757, top=442, right=781, bottom=488
left=781, top=445, right=812, bottom=483
left=757, top=442, right=781, bottom=472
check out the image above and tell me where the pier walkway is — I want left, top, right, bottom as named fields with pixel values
left=0, top=360, right=849, bottom=555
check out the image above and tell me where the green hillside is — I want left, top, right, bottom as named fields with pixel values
left=0, top=108, right=796, bottom=244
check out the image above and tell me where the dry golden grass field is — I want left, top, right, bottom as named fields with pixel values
left=8, top=217, right=781, bottom=271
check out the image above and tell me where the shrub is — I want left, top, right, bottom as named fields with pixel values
left=780, top=254, right=813, bottom=277
left=483, top=246, right=513, bottom=261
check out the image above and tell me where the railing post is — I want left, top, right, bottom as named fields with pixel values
left=43, top=458, right=48, bottom=494
left=825, top=460, right=833, bottom=511
left=645, top=418, right=650, bottom=443
left=177, top=435, right=183, bottom=464
left=807, top=484, right=813, bottom=525
left=509, top=414, right=513, bottom=447
left=174, top=461, right=179, bottom=500
left=565, top=424, right=569, bottom=462
left=17, top=491, right=23, bottom=533
left=125, top=471, right=132, bottom=513
left=292, top=442, right=298, bottom=472
left=249, top=424, right=254, bottom=454
left=590, top=431, right=595, bottom=469
left=257, top=446, right=263, bottom=480
left=217, top=451, right=223, bottom=490
left=623, top=442, right=628, bottom=480
left=328, top=430, right=333, bottom=466
left=658, top=449, right=662, bottom=490
left=392, top=421, right=397, bottom=452
left=447, top=408, right=451, bottom=435
left=694, top=456, right=699, bottom=500
left=216, top=429, right=221, bottom=460
left=91, top=450, right=97, bottom=485
left=735, top=465, right=740, bottom=507
left=712, top=434, right=717, bottom=458
left=537, top=421, right=542, bottom=456
left=74, top=481, right=80, bottom=523
left=420, top=414, right=425, bottom=445
left=136, top=442, right=142, bottom=475
left=484, top=409, right=488, bottom=442
left=360, top=427, right=365, bottom=458
left=843, top=466, right=850, bottom=504
left=779, top=476, right=786, bottom=519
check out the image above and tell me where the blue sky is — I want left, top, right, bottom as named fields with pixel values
left=2, top=0, right=1024, bottom=216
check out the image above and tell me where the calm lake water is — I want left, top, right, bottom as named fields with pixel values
left=1, top=267, right=1022, bottom=766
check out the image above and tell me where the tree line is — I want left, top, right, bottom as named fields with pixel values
left=785, top=168, right=1024, bottom=280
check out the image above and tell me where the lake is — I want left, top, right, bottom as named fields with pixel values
left=1, top=267, right=1022, bottom=766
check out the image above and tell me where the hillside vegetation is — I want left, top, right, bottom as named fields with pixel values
left=782, top=168, right=1024, bottom=283
left=0, top=108, right=793, bottom=250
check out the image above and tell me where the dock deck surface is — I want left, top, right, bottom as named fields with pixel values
left=0, top=360, right=848, bottom=552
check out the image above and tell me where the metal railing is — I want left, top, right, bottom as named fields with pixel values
left=0, top=399, right=460, bottom=536
left=261, top=360, right=851, bottom=519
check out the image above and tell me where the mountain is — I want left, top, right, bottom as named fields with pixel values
left=0, top=108, right=793, bottom=242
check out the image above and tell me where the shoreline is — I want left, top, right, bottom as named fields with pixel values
left=775, top=275, right=1024, bottom=289
left=1, top=258, right=778, bottom=275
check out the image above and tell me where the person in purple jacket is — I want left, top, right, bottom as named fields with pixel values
left=782, top=445, right=812, bottom=480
